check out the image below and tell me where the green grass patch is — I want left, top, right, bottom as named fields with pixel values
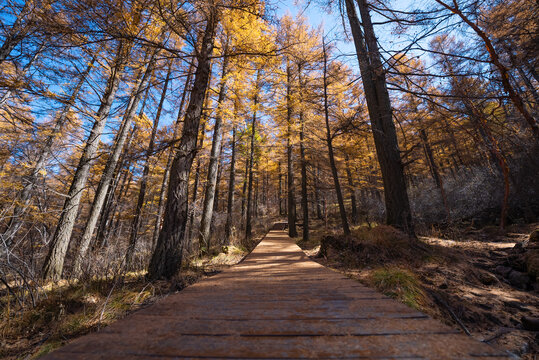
left=368, top=267, right=426, bottom=310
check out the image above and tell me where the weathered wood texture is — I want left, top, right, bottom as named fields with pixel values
left=44, top=229, right=508, bottom=359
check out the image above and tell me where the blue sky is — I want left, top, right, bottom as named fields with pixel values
left=275, top=0, right=427, bottom=67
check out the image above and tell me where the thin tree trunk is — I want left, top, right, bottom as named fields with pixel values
left=322, top=40, right=350, bottom=235
left=286, top=63, right=298, bottom=238
left=148, top=10, right=218, bottom=280
left=245, top=69, right=261, bottom=239
left=345, top=0, right=414, bottom=235
left=238, top=157, right=248, bottom=225
left=125, top=60, right=172, bottom=268
left=344, top=153, right=359, bottom=225
left=199, top=45, right=229, bottom=249
left=72, top=51, right=156, bottom=277
left=42, top=40, right=131, bottom=280
left=298, top=65, right=309, bottom=242
left=314, top=163, right=322, bottom=219
left=278, top=161, right=283, bottom=216
left=224, top=125, right=236, bottom=244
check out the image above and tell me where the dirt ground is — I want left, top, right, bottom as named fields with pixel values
left=298, top=222, right=539, bottom=359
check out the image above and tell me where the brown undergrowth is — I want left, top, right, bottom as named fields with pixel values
left=297, top=222, right=539, bottom=359
left=0, top=218, right=273, bottom=359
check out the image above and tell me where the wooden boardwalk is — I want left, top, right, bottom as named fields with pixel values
left=44, top=229, right=509, bottom=359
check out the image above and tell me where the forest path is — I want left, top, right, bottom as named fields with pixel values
left=44, top=226, right=509, bottom=359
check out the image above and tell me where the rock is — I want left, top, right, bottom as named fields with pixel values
left=507, top=270, right=531, bottom=289
left=521, top=316, right=539, bottom=331
left=477, top=270, right=500, bottom=286
left=495, top=265, right=513, bottom=277
left=525, top=249, right=539, bottom=278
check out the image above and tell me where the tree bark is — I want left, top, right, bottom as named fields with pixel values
left=298, top=65, right=309, bottom=242
left=345, top=0, right=414, bottom=235
left=153, top=60, right=195, bottom=248
left=224, top=125, right=236, bottom=244
left=286, top=63, right=298, bottom=238
left=42, top=40, right=131, bottom=280
left=199, top=45, right=229, bottom=249
left=322, top=40, right=351, bottom=235
left=148, top=10, right=218, bottom=280
left=344, top=153, right=359, bottom=224
left=245, top=69, right=261, bottom=239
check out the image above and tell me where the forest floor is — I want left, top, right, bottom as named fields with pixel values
left=297, top=221, right=539, bottom=359
left=0, top=221, right=272, bottom=359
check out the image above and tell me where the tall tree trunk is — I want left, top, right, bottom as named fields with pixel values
left=241, top=152, right=250, bottom=222
left=314, top=163, right=323, bottom=219
left=298, top=65, right=309, bottom=242
left=152, top=60, right=195, bottom=248
left=42, top=40, right=131, bottom=280
left=322, top=40, right=351, bottom=235
left=345, top=0, right=414, bottom=235
left=148, top=10, right=218, bottom=280
left=72, top=51, right=156, bottom=277
left=224, top=125, right=236, bottom=244
left=125, top=61, right=172, bottom=268
left=199, top=46, right=229, bottom=249
left=245, top=69, right=261, bottom=239
left=344, top=153, right=359, bottom=224
left=286, top=63, right=298, bottom=238
left=278, top=161, right=283, bottom=216
left=187, top=67, right=213, bottom=242
left=2, top=55, right=95, bottom=246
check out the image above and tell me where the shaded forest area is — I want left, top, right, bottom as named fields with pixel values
left=0, top=0, right=538, bottom=358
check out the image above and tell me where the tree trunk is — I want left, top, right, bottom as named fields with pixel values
left=72, top=52, right=156, bottom=277
left=199, top=45, right=229, bottom=250
left=322, top=40, right=351, bottom=235
left=344, top=153, right=359, bottom=224
left=153, top=60, right=195, bottom=248
left=187, top=67, right=213, bottom=242
left=314, top=163, right=323, bottom=219
left=245, top=69, right=261, bottom=239
left=298, top=65, right=309, bottom=242
left=125, top=60, right=172, bottom=268
left=286, top=63, right=298, bottom=238
left=224, top=125, right=236, bottom=244
left=346, top=0, right=414, bottom=235
left=42, top=40, right=131, bottom=280
left=148, top=10, right=218, bottom=280
left=278, top=161, right=283, bottom=216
